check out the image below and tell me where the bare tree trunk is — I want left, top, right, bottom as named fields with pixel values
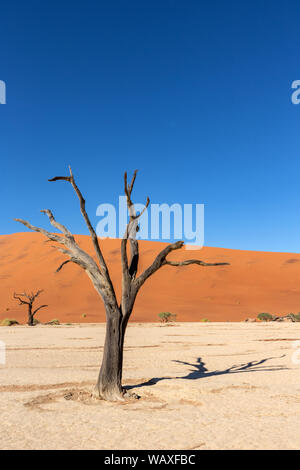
left=95, top=307, right=125, bottom=401
left=28, top=304, right=34, bottom=326
left=95, top=300, right=135, bottom=401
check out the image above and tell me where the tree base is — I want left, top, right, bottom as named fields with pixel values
left=92, top=385, right=140, bottom=402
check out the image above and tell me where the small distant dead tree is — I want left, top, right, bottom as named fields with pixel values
left=15, top=168, right=229, bottom=401
left=13, top=290, right=48, bottom=326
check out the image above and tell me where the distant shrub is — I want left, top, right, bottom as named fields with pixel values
left=0, top=318, right=19, bottom=326
left=158, top=312, right=176, bottom=323
left=200, top=318, right=209, bottom=322
left=286, top=313, right=300, bottom=322
left=257, top=313, right=273, bottom=322
left=32, top=318, right=41, bottom=325
left=82, top=314, right=87, bottom=318
left=46, top=319, right=60, bottom=325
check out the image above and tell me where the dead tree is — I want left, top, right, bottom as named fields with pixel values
left=15, top=168, right=229, bottom=401
left=13, top=290, right=48, bottom=326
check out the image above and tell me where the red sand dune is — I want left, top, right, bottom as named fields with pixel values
left=0, top=232, right=300, bottom=323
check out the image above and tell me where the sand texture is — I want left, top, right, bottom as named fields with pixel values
left=0, top=322, right=300, bottom=450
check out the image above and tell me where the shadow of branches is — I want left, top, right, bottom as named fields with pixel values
left=125, top=355, right=287, bottom=390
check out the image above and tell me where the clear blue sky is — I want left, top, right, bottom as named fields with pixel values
left=1, top=0, right=300, bottom=252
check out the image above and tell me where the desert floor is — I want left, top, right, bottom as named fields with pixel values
left=0, top=322, right=300, bottom=450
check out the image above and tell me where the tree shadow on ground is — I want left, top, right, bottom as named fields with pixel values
left=125, top=355, right=287, bottom=391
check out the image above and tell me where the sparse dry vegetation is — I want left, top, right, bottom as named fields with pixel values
left=158, top=312, right=176, bottom=323
left=0, top=318, right=19, bottom=326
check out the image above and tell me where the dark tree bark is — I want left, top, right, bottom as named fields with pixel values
left=15, top=167, right=229, bottom=401
left=13, top=290, right=48, bottom=326
left=96, top=307, right=124, bottom=400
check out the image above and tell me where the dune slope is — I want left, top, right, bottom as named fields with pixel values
left=0, top=233, right=300, bottom=323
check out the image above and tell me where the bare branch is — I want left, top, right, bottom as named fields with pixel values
left=55, top=255, right=87, bottom=272
left=165, top=260, right=229, bottom=267
left=124, top=170, right=138, bottom=205
left=135, top=241, right=229, bottom=291
left=16, top=215, right=102, bottom=281
left=16, top=212, right=103, bottom=275
left=33, top=304, right=48, bottom=316
left=31, top=290, right=43, bottom=300
left=129, top=170, right=137, bottom=194
left=48, top=176, right=71, bottom=183
left=48, top=168, right=114, bottom=290
left=13, top=292, right=30, bottom=305
left=13, top=290, right=44, bottom=305
left=135, top=241, right=184, bottom=290
left=15, top=169, right=120, bottom=313
left=40, top=209, right=74, bottom=238
left=122, top=171, right=150, bottom=285
left=14, top=219, right=66, bottom=245
left=55, top=259, right=72, bottom=273
left=52, top=246, right=73, bottom=257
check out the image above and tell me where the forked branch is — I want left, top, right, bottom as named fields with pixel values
left=49, top=167, right=112, bottom=284
left=121, top=170, right=150, bottom=283
left=135, top=241, right=229, bottom=291
left=33, top=304, right=48, bottom=316
left=15, top=170, right=119, bottom=311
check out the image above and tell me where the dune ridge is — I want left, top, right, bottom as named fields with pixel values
left=0, top=232, right=300, bottom=323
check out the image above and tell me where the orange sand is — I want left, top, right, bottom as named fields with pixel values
left=0, top=232, right=300, bottom=323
